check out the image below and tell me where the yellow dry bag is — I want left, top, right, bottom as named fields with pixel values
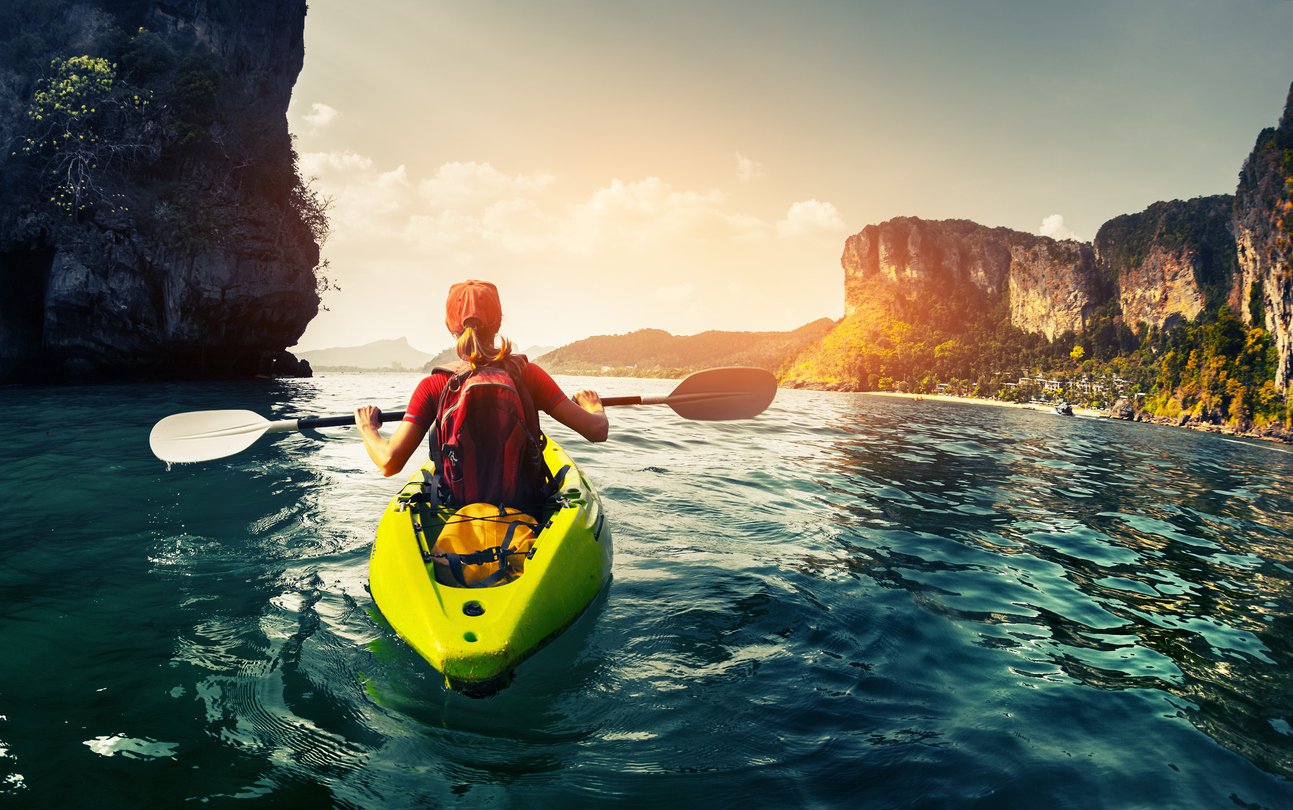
left=429, top=503, right=541, bottom=588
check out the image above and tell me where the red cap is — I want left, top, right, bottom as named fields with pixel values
left=445, top=280, right=503, bottom=335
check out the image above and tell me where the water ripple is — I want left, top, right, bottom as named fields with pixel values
left=3, top=379, right=1293, bottom=806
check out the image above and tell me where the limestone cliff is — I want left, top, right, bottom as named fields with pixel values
left=0, top=0, right=320, bottom=382
left=842, top=219, right=1014, bottom=306
left=1234, top=82, right=1293, bottom=389
left=1094, top=196, right=1238, bottom=333
left=842, top=217, right=1102, bottom=340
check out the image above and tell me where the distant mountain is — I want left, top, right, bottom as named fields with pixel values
left=297, top=337, right=442, bottom=370
left=416, top=344, right=557, bottom=372
left=307, top=337, right=556, bottom=371
left=538, top=320, right=837, bottom=377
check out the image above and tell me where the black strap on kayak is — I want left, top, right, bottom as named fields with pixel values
left=407, top=495, right=443, bottom=559
left=550, top=464, right=570, bottom=493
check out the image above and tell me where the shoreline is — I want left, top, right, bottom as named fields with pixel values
left=859, top=390, right=1293, bottom=446
left=859, top=390, right=1106, bottom=419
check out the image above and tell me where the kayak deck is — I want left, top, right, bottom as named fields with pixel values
left=369, top=436, right=612, bottom=692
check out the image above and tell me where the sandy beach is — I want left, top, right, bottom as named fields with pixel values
left=860, top=390, right=1107, bottom=419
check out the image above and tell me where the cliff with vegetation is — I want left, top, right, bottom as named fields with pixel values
left=539, top=320, right=836, bottom=379
left=842, top=218, right=1103, bottom=340
left=0, top=0, right=324, bottom=383
left=1235, top=81, right=1293, bottom=391
left=1094, top=196, right=1238, bottom=333
left=785, top=79, right=1293, bottom=439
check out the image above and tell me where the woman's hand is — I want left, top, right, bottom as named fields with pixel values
left=552, top=390, right=609, bottom=442
left=354, top=405, right=382, bottom=433
left=354, top=406, right=428, bottom=476
left=572, top=389, right=603, bottom=414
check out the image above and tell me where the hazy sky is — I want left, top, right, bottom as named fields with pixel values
left=287, top=0, right=1293, bottom=353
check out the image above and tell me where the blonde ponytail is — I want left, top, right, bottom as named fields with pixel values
left=456, top=326, right=512, bottom=368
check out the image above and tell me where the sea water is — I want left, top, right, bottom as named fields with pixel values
left=1, top=372, right=1291, bottom=807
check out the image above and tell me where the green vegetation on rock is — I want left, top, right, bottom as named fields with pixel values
left=782, top=271, right=1290, bottom=434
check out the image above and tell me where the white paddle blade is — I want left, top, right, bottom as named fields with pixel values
left=149, top=409, right=275, bottom=463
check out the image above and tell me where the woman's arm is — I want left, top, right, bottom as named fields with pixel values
left=549, top=389, right=608, bottom=442
left=355, top=406, right=428, bottom=476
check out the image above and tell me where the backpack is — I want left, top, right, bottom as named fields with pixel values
left=430, top=356, right=549, bottom=510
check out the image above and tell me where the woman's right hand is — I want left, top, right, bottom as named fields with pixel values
left=572, top=389, right=603, bottom=414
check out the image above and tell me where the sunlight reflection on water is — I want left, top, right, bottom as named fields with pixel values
left=1, top=377, right=1292, bottom=806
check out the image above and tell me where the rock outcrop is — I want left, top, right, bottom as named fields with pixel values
left=1234, top=82, right=1293, bottom=389
left=0, top=0, right=320, bottom=382
left=842, top=217, right=1102, bottom=340
left=1007, top=238, right=1102, bottom=341
left=1094, top=196, right=1238, bottom=333
left=842, top=219, right=1014, bottom=306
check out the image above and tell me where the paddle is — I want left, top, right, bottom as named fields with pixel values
left=599, top=366, right=777, bottom=421
left=149, top=366, right=778, bottom=464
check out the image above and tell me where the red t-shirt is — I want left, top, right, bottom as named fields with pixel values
left=402, top=361, right=567, bottom=428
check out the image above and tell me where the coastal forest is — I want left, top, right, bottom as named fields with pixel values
left=783, top=272, right=1285, bottom=430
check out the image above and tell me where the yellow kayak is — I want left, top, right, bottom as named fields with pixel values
left=369, top=436, right=612, bottom=693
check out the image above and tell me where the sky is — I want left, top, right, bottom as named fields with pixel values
left=287, top=0, right=1293, bottom=354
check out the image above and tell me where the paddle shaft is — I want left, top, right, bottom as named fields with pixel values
left=150, top=367, right=776, bottom=463
left=306, top=395, right=714, bottom=425
left=601, top=393, right=732, bottom=407
left=296, top=411, right=406, bottom=430
left=293, top=396, right=670, bottom=430
left=322, top=393, right=740, bottom=421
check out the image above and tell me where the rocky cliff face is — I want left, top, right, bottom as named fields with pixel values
left=1007, top=239, right=1102, bottom=341
left=1234, top=82, right=1293, bottom=389
left=1094, top=196, right=1238, bottom=333
left=0, top=0, right=319, bottom=382
left=842, top=217, right=1102, bottom=340
left=842, top=219, right=1013, bottom=307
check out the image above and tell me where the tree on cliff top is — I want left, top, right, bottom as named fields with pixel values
left=2, top=5, right=329, bottom=266
left=18, top=54, right=158, bottom=217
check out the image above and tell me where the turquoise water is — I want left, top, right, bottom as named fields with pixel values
left=2, top=372, right=1292, bottom=807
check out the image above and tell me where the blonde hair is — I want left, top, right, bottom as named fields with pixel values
left=456, top=326, right=513, bottom=368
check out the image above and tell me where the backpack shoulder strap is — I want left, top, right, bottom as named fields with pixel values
left=428, top=363, right=474, bottom=506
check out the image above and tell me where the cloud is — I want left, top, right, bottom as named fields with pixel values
left=303, top=155, right=847, bottom=351
left=1039, top=214, right=1077, bottom=240
left=776, top=199, right=845, bottom=238
left=735, top=152, right=765, bottom=182
left=299, top=150, right=374, bottom=176
left=377, top=165, right=409, bottom=189
left=568, top=177, right=767, bottom=248
left=302, top=102, right=339, bottom=129
left=419, top=161, right=555, bottom=209
left=308, top=154, right=844, bottom=291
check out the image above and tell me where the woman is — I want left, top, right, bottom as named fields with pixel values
left=354, top=280, right=608, bottom=481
